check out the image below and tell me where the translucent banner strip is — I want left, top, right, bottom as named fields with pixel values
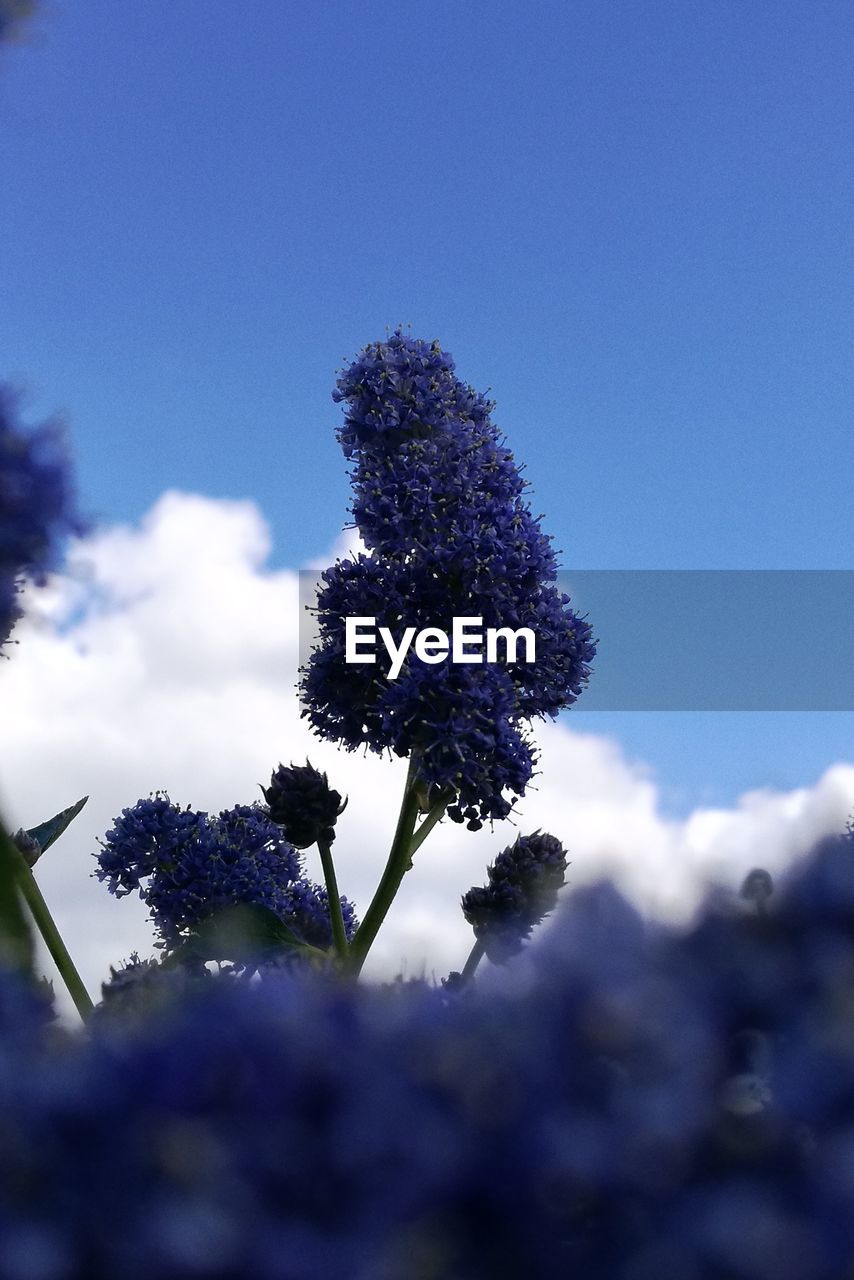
left=299, top=570, right=854, bottom=711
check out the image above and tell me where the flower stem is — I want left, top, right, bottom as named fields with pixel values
left=407, top=789, right=451, bottom=864
left=349, top=756, right=422, bottom=975
left=461, top=937, right=485, bottom=983
left=0, top=819, right=33, bottom=974
left=13, top=851, right=94, bottom=1021
left=317, top=838, right=349, bottom=961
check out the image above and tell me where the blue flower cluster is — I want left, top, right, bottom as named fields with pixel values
left=462, top=830, right=568, bottom=961
left=302, top=332, right=596, bottom=829
left=95, top=795, right=357, bottom=952
left=5, top=830, right=854, bottom=1277
left=0, top=384, right=82, bottom=649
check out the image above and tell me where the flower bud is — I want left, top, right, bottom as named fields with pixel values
left=461, top=831, right=568, bottom=962
left=262, top=762, right=347, bottom=849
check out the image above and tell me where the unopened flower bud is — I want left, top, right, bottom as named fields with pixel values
left=262, top=761, right=347, bottom=849
left=462, top=831, right=568, bottom=963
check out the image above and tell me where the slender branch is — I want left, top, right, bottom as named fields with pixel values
left=317, top=838, right=349, bottom=961
left=13, top=852, right=94, bottom=1021
left=0, top=820, right=33, bottom=974
left=348, top=756, right=422, bottom=975
left=408, top=790, right=451, bottom=863
left=461, top=937, right=485, bottom=983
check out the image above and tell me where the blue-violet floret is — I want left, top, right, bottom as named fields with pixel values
left=301, top=333, right=595, bottom=829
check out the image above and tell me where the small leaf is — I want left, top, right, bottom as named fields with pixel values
left=26, top=795, right=88, bottom=859
left=175, top=903, right=323, bottom=966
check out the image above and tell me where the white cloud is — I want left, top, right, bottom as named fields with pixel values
left=2, top=491, right=853, bottom=1012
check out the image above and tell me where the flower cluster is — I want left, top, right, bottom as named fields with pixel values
left=3, top=830, right=854, bottom=1277
left=262, top=761, right=346, bottom=848
left=302, top=332, right=595, bottom=829
left=461, top=830, right=568, bottom=961
left=0, top=384, right=82, bottom=649
left=95, top=795, right=357, bottom=952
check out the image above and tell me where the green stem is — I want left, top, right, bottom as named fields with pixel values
left=317, top=838, right=349, bottom=961
left=349, top=756, right=422, bottom=975
left=14, top=853, right=94, bottom=1021
left=461, top=937, right=485, bottom=983
left=408, top=789, right=451, bottom=862
left=0, top=820, right=34, bottom=974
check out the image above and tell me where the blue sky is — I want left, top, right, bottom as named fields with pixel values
left=2, top=0, right=853, bottom=814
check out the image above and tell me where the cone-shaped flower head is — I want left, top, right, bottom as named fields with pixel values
left=301, top=332, right=595, bottom=830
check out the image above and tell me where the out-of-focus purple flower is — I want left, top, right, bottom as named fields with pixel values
left=262, top=761, right=346, bottom=848
left=302, top=332, right=595, bottom=829
left=6, top=830, right=854, bottom=1275
left=95, top=952, right=217, bottom=1024
left=6, top=828, right=854, bottom=1275
left=95, top=795, right=357, bottom=953
left=0, top=384, right=83, bottom=649
left=462, top=831, right=568, bottom=960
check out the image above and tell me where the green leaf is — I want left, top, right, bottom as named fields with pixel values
left=0, top=820, right=34, bottom=974
left=175, top=903, right=325, bottom=966
left=26, top=795, right=88, bottom=859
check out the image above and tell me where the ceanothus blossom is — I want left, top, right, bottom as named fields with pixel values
left=3, top=830, right=854, bottom=1277
left=301, top=332, right=595, bottom=829
left=95, top=795, right=357, bottom=952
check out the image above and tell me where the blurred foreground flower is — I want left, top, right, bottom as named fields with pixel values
left=0, top=384, right=82, bottom=650
left=3, top=831, right=854, bottom=1277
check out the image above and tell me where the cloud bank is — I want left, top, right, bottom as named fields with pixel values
left=2, top=491, right=853, bottom=1006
